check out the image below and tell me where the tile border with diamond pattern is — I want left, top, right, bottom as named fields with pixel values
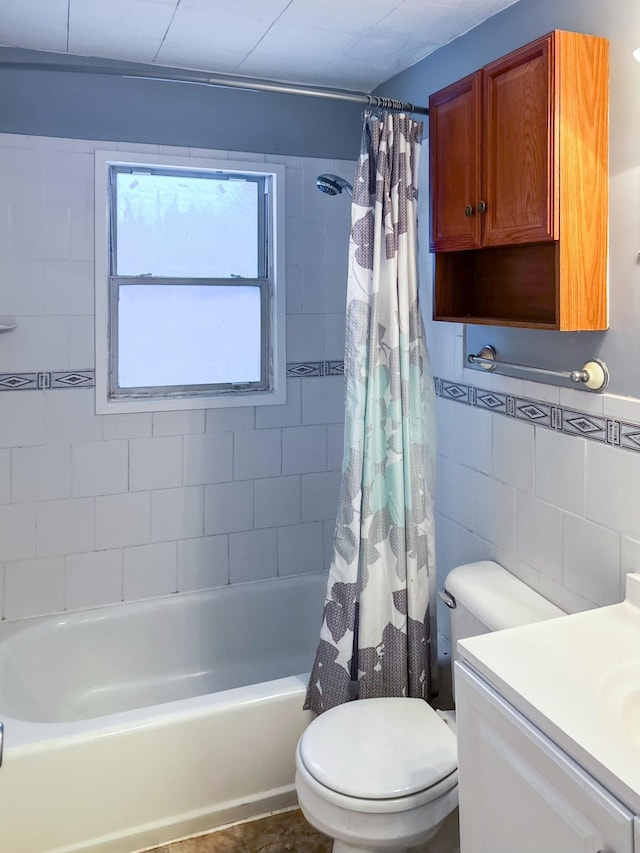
left=435, top=377, right=635, bottom=453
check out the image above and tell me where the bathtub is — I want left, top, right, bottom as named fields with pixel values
left=0, top=571, right=327, bottom=853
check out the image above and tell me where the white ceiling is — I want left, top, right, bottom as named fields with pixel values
left=0, top=0, right=519, bottom=93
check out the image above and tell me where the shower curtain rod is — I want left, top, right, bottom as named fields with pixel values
left=0, top=59, right=430, bottom=116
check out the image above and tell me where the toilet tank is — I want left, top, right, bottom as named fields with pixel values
left=443, top=561, right=565, bottom=669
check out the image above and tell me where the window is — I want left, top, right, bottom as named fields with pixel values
left=94, top=151, right=285, bottom=413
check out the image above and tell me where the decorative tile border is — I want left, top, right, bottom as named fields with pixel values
left=0, top=363, right=344, bottom=392
left=0, top=370, right=95, bottom=391
left=3, top=366, right=634, bottom=457
left=436, top=376, right=640, bottom=454
left=287, top=360, right=344, bottom=377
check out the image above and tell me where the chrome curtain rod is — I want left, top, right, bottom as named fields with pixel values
left=0, top=60, right=429, bottom=116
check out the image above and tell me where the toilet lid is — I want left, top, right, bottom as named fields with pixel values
left=298, top=698, right=457, bottom=800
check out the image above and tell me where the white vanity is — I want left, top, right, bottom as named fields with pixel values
left=455, top=572, right=640, bottom=853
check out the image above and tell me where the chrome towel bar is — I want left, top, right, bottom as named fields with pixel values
left=467, top=345, right=609, bottom=393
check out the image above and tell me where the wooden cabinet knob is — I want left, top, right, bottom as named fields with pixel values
left=477, top=200, right=487, bottom=213
left=464, top=204, right=474, bottom=217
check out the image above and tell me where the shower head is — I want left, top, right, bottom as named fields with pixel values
left=316, top=173, right=353, bottom=197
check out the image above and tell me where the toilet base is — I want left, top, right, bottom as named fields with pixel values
left=297, top=766, right=457, bottom=853
left=332, top=840, right=429, bottom=853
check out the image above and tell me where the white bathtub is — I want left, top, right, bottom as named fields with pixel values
left=0, top=572, right=327, bottom=853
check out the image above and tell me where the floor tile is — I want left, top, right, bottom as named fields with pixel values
left=145, top=804, right=459, bottom=853
left=163, top=823, right=248, bottom=851
left=241, top=809, right=331, bottom=852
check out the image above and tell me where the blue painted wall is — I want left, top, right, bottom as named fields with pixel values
left=0, top=47, right=363, bottom=160
left=376, top=0, right=640, bottom=397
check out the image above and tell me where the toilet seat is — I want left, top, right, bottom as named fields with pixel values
left=297, top=697, right=458, bottom=811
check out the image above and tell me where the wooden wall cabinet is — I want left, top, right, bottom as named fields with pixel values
left=429, top=30, right=609, bottom=330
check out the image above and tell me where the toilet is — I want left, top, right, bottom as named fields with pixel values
left=295, top=560, right=565, bottom=852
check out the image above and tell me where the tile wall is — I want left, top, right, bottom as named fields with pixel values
left=0, top=133, right=353, bottom=621
left=429, top=325, right=640, bottom=651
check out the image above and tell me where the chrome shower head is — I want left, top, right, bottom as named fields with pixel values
left=316, top=173, right=353, bottom=197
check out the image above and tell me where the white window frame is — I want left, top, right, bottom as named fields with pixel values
left=94, top=150, right=286, bottom=414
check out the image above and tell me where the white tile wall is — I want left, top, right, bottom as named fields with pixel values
left=152, top=410, right=205, bottom=437
left=151, top=486, right=204, bottom=543
left=229, top=529, right=278, bottom=583
left=205, top=405, right=255, bottom=433
left=475, top=473, right=515, bottom=553
left=0, top=503, right=36, bottom=561
left=5, top=556, right=65, bottom=619
left=182, top=433, right=233, bottom=486
left=302, top=471, right=341, bottom=522
left=65, top=549, right=123, bottom=610
left=327, top=423, right=344, bottom=471
left=255, top=379, right=302, bottom=429
left=5, top=316, right=69, bottom=370
left=0, top=132, right=349, bottom=622
left=515, top=490, right=563, bottom=578
left=562, top=512, right=621, bottom=606
left=129, top=437, right=183, bottom=492
left=492, top=416, right=534, bottom=492
left=324, top=314, right=346, bottom=360
left=36, top=497, right=95, bottom=557
left=282, top=425, right=327, bottom=475
left=0, top=259, right=44, bottom=314
left=0, top=451, right=10, bottom=504
left=12, top=444, right=72, bottom=502
left=587, top=441, right=640, bottom=537
left=433, top=328, right=637, bottom=638
left=234, top=428, right=282, bottom=480
left=123, top=541, right=178, bottom=600
left=454, top=405, right=492, bottom=474
left=42, top=260, right=94, bottom=315
left=437, top=455, right=475, bottom=530
left=68, top=316, right=94, bottom=366
left=102, top=412, right=152, bottom=440
left=301, top=375, right=345, bottom=424
left=535, top=429, right=586, bottom=515
left=3, top=128, right=638, bottom=643
left=0, top=392, right=46, bottom=448
left=204, top=481, right=254, bottom=534
left=277, top=521, right=324, bottom=576
left=303, top=265, right=347, bottom=314
left=286, top=314, right=325, bottom=361
left=286, top=265, right=304, bottom=314
left=177, top=535, right=229, bottom=591
left=254, top=476, right=301, bottom=528
left=95, top=492, right=151, bottom=549
left=72, top=440, right=128, bottom=497
left=45, top=390, right=102, bottom=443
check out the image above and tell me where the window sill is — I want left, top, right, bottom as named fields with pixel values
left=95, top=386, right=287, bottom=415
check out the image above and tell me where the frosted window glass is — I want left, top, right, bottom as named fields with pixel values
left=115, top=173, right=258, bottom=278
left=118, top=285, right=262, bottom=388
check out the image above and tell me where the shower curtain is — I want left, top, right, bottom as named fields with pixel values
left=304, top=112, right=436, bottom=715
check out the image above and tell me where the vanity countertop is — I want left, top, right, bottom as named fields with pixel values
left=458, top=572, right=640, bottom=814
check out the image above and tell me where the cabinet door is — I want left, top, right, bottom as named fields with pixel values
left=429, top=72, right=482, bottom=251
left=482, top=34, right=558, bottom=246
left=455, top=663, right=634, bottom=853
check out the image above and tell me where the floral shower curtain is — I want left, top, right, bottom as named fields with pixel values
left=304, top=112, right=436, bottom=715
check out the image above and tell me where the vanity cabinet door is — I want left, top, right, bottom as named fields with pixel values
left=455, top=663, right=634, bottom=853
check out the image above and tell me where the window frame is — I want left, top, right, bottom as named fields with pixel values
left=94, top=150, right=286, bottom=414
